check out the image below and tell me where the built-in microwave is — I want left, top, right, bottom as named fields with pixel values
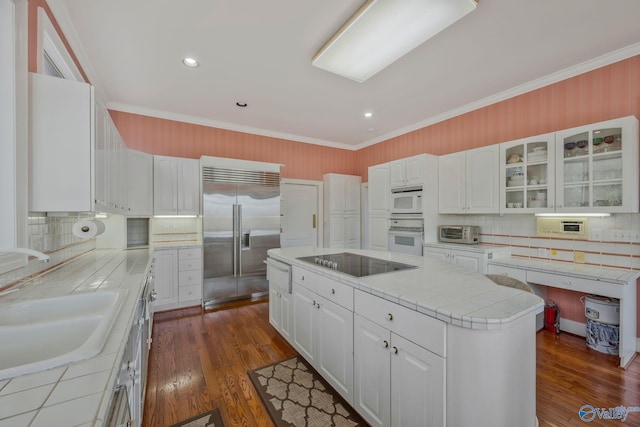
left=390, top=187, right=422, bottom=214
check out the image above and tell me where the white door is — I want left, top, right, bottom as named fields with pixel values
left=354, top=315, right=391, bottom=427
left=281, top=183, right=319, bottom=247
left=316, top=297, right=354, bottom=403
left=391, top=334, right=445, bottom=427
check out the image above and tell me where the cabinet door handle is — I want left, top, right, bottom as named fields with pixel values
left=316, top=302, right=320, bottom=309
left=392, top=346, right=398, bottom=354
left=386, top=313, right=393, bottom=321
left=312, top=300, right=316, bottom=306
left=382, top=340, right=389, bottom=348
left=331, top=288, right=335, bottom=294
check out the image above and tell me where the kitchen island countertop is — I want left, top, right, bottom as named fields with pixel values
left=268, top=247, right=544, bottom=330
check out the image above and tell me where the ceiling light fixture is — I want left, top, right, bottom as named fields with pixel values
left=182, top=57, right=199, bottom=68
left=312, top=0, right=477, bottom=83
left=364, top=112, right=373, bottom=118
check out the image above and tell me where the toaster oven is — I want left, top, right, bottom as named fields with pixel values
left=438, top=225, right=480, bottom=244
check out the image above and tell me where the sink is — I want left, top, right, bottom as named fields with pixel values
left=0, top=291, right=127, bottom=380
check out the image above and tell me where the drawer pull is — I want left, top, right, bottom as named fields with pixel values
left=387, top=313, right=393, bottom=321
left=382, top=340, right=389, bottom=349
left=392, top=346, right=398, bottom=354
left=331, top=288, right=335, bottom=294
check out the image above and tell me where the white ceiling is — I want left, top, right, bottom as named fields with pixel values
left=47, top=0, right=640, bottom=150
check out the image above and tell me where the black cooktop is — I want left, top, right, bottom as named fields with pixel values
left=297, top=253, right=417, bottom=277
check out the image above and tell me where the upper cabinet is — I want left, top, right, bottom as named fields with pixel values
left=29, top=73, right=95, bottom=212
left=153, top=155, right=199, bottom=216
left=439, top=145, right=499, bottom=214
left=127, top=150, right=154, bottom=216
left=368, top=164, right=390, bottom=217
left=389, top=154, right=426, bottom=189
left=500, top=133, right=555, bottom=213
left=554, top=116, right=638, bottom=213
left=324, top=173, right=361, bottom=215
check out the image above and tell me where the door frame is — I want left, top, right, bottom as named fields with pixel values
left=281, top=178, right=323, bottom=247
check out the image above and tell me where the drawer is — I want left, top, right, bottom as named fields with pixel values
left=179, top=269, right=202, bottom=286
left=355, top=290, right=446, bottom=357
left=178, top=284, right=202, bottom=302
left=527, top=270, right=622, bottom=298
left=315, top=279, right=354, bottom=311
left=487, top=265, right=527, bottom=283
left=179, top=248, right=202, bottom=260
left=179, top=257, right=202, bottom=271
left=292, top=266, right=325, bottom=293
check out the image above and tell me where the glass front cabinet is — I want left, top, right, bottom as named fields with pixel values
left=500, top=133, right=555, bottom=213
left=500, top=116, right=639, bottom=214
left=555, top=116, right=638, bottom=213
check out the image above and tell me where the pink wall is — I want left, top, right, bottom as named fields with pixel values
left=29, top=8, right=640, bottom=337
left=356, top=55, right=640, bottom=180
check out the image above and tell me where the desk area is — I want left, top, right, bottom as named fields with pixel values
left=488, top=257, right=640, bottom=368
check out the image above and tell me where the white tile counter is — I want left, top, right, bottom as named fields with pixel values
left=488, top=257, right=640, bottom=368
left=268, top=247, right=544, bottom=330
left=0, top=248, right=152, bottom=427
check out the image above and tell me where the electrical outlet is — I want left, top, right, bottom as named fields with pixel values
left=550, top=249, right=558, bottom=257
left=574, top=251, right=585, bottom=263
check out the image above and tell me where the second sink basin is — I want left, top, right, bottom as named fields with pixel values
left=0, top=290, right=127, bottom=380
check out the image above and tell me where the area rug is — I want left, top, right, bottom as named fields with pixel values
left=248, top=356, right=368, bottom=427
left=169, top=408, right=224, bottom=427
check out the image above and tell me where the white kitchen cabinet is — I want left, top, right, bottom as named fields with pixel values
left=500, top=133, right=555, bottom=213
left=292, top=267, right=355, bottom=403
left=424, top=243, right=510, bottom=274
left=177, top=247, right=202, bottom=304
left=368, top=164, right=389, bottom=251
left=368, top=164, right=389, bottom=216
left=267, top=260, right=293, bottom=341
left=389, top=154, right=426, bottom=189
left=153, top=249, right=178, bottom=308
left=154, top=155, right=200, bottom=215
left=94, top=103, right=108, bottom=212
left=354, top=292, right=445, bottom=427
left=154, top=247, right=202, bottom=311
left=127, top=150, right=154, bottom=216
left=323, top=173, right=361, bottom=248
left=439, top=145, right=500, bottom=214
left=29, top=73, right=95, bottom=212
left=555, top=115, right=639, bottom=213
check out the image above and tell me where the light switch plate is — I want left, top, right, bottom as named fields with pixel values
left=574, top=251, right=585, bottom=263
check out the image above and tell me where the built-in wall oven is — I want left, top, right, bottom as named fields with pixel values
left=388, top=216, right=424, bottom=256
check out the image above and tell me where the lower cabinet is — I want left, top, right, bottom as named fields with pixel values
left=353, top=306, right=445, bottom=427
left=292, top=281, right=354, bottom=404
left=154, top=247, right=203, bottom=311
left=424, top=246, right=485, bottom=272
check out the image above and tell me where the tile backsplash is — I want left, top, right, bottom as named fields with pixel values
left=0, top=214, right=97, bottom=290
left=438, top=213, right=640, bottom=270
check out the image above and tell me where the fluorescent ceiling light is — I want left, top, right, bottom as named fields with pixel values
left=535, top=213, right=611, bottom=217
left=312, top=0, right=478, bottom=83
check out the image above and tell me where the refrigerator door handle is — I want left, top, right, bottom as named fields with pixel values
left=237, top=204, right=243, bottom=276
left=233, top=204, right=238, bottom=277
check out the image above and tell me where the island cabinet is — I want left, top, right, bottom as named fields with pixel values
left=354, top=290, right=445, bottom=427
left=266, top=259, right=293, bottom=341
left=291, top=266, right=355, bottom=403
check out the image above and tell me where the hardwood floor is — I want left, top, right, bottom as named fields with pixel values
left=143, top=300, right=640, bottom=427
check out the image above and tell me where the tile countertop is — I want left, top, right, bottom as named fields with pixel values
left=488, top=257, right=640, bottom=285
left=268, top=247, right=544, bottom=331
left=0, top=248, right=152, bottom=427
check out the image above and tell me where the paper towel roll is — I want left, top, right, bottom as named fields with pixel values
left=72, top=219, right=106, bottom=239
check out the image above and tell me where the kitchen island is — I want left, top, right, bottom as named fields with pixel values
left=267, top=247, right=544, bottom=427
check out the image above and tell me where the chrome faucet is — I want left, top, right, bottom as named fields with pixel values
left=0, top=248, right=50, bottom=263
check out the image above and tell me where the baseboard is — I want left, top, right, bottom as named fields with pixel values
left=559, top=317, right=586, bottom=337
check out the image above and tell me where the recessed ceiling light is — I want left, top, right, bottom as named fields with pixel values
left=236, top=102, right=248, bottom=108
left=182, top=57, right=199, bottom=68
left=364, top=112, right=373, bottom=118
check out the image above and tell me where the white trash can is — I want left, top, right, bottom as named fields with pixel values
left=584, top=295, right=620, bottom=355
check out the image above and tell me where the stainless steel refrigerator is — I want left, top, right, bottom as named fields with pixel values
left=202, top=167, right=280, bottom=306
